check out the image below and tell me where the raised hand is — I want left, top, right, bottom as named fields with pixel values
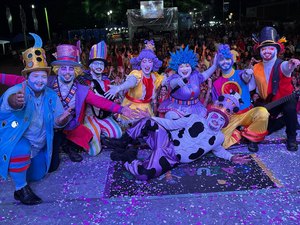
left=8, top=82, right=26, bottom=109
left=104, top=85, right=120, bottom=100
left=231, top=154, right=251, bottom=164
left=212, top=53, right=218, bottom=67
left=288, top=58, right=300, bottom=71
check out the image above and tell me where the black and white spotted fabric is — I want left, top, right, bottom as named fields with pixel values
left=152, top=114, right=233, bottom=163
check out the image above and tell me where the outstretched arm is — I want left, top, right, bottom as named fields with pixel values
left=86, top=90, right=139, bottom=119
left=281, top=58, right=300, bottom=76
left=104, top=75, right=137, bottom=99
left=201, top=54, right=218, bottom=80
left=0, top=73, right=25, bottom=86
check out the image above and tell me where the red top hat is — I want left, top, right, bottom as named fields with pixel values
left=51, top=44, right=82, bottom=67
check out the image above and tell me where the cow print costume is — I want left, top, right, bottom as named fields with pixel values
left=124, top=94, right=239, bottom=180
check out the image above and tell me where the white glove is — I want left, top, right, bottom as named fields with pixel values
left=170, top=77, right=186, bottom=89
left=241, top=69, right=253, bottom=84
left=104, top=85, right=120, bottom=99
left=104, top=76, right=137, bottom=99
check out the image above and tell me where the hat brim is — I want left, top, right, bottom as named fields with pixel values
left=51, top=60, right=82, bottom=67
left=207, top=108, right=229, bottom=128
left=21, top=67, right=52, bottom=76
left=256, top=42, right=281, bottom=53
left=89, top=58, right=107, bottom=66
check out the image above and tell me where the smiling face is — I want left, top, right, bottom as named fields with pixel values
left=90, top=60, right=105, bottom=76
left=260, top=46, right=277, bottom=61
left=207, top=111, right=226, bottom=131
left=58, top=65, right=75, bottom=83
left=141, top=58, right=154, bottom=76
left=218, top=55, right=233, bottom=72
left=178, top=63, right=192, bottom=78
left=27, top=70, right=48, bottom=92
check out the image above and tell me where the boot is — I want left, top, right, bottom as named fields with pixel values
left=141, top=119, right=159, bottom=136
left=286, top=139, right=298, bottom=152
left=247, top=141, right=259, bottom=152
left=14, top=185, right=42, bottom=205
left=63, top=144, right=83, bottom=162
left=102, top=133, right=134, bottom=149
left=110, top=147, right=138, bottom=163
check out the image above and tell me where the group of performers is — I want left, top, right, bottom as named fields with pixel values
left=0, top=26, right=299, bottom=205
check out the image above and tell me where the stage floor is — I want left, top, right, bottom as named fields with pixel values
left=1, top=127, right=300, bottom=225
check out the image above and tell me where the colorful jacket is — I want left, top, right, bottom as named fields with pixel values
left=0, top=83, right=64, bottom=179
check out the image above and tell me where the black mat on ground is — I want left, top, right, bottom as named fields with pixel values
left=104, top=153, right=281, bottom=198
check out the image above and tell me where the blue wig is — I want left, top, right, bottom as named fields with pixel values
left=168, top=46, right=198, bottom=71
left=217, top=44, right=233, bottom=61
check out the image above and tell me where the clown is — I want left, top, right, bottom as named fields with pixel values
left=49, top=44, right=138, bottom=162
left=0, top=33, right=71, bottom=205
left=108, top=94, right=250, bottom=181
left=212, top=44, right=269, bottom=152
left=158, top=46, right=218, bottom=119
left=0, top=44, right=138, bottom=165
left=104, top=40, right=164, bottom=125
left=250, top=26, right=300, bottom=151
left=81, top=41, right=122, bottom=156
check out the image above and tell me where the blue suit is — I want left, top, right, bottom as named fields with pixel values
left=0, top=82, right=64, bottom=185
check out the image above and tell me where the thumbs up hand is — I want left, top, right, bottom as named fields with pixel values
left=8, top=82, right=26, bottom=109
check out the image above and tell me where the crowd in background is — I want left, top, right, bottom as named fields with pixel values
left=18, top=25, right=300, bottom=114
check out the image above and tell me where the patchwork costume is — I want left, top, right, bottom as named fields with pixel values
left=50, top=44, right=127, bottom=156
left=82, top=41, right=122, bottom=156
left=0, top=44, right=133, bottom=166
left=158, top=46, right=217, bottom=118
left=212, top=44, right=269, bottom=150
left=105, top=40, right=164, bottom=125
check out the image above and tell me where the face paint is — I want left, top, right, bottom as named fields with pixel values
left=207, top=112, right=226, bottom=131
left=58, top=65, right=75, bottom=83
left=141, top=58, right=153, bottom=76
left=90, top=60, right=105, bottom=76
left=260, top=46, right=277, bottom=61
left=218, top=56, right=233, bottom=72
left=178, top=63, right=192, bottom=78
left=27, top=71, right=48, bottom=92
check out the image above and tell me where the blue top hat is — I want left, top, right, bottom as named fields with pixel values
left=256, top=26, right=282, bottom=52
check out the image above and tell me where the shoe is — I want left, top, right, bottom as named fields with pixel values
left=63, top=146, right=83, bottom=162
left=247, top=141, right=259, bottom=152
left=110, top=147, right=138, bottom=163
left=286, top=140, right=298, bottom=152
left=14, top=185, right=42, bottom=205
left=102, top=133, right=134, bottom=149
left=141, top=120, right=159, bottom=136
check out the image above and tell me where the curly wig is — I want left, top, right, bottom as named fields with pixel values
left=217, top=44, right=233, bottom=61
left=168, top=46, right=198, bottom=72
left=52, top=65, right=83, bottom=77
left=130, top=40, right=162, bottom=72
